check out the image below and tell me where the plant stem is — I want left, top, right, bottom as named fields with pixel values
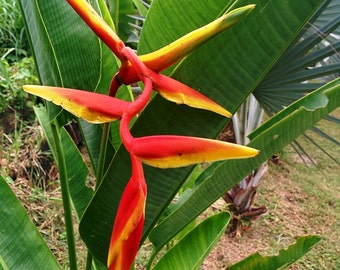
left=50, top=121, right=78, bottom=270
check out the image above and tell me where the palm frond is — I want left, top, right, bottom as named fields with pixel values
left=253, top=0, right=339, bottom=166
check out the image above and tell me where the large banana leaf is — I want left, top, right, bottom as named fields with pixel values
left=0, top=176, right=59, bottom=270
left=19, top=0, right=117, bottom=91
left=78, top=0, right=325, bottom=263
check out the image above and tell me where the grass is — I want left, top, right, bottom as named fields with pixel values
left=0, top=0, right=29, bottom=62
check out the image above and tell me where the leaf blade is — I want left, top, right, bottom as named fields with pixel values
left=229, top=236, right=321, bottom=270
left=0, top=176, right=60, bottom=270
left=153, top=212, right=230, bottom=270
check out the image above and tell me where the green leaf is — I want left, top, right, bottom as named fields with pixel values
left=132, top=0, right=149, bottom=17
left=19, top=0, right=118, bottom=91
left=148, top=78, right=340, bottom=249
left=229, top=235, right=321, bottom=270
left=0, top=176, right=59, bottom=269
left=153, top=212, right=230, bottom=270
left=79, top=0, right=324, bottom=264
left=19, top=0, right=121, bottom=159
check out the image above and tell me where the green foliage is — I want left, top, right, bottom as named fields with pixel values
left=0, top=57, right=38, bottom=119
left=230, top=236, right=322, bottom=270
left=4, top=0, right=338, bottom=269
left=0, top=175, right=59, bottom=270
left=0, top=0, right=29, bottom=62
left=152, top=212, right=230, bottom=270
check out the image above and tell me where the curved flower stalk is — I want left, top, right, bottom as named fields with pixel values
left=24, top=1, right=257, bottom=269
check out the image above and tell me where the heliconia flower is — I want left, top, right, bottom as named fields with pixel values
left=23, top=85, right=131, bottom=123
left=107, top=156, right=146, bottom=270
left=127, top=135, right=259, bottom=168
left=29, top=3, right=259, bottom=270
left=67, top=0, right=255, bottom=84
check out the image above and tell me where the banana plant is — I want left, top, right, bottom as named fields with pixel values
left=0, top=0, right=338, bottom=269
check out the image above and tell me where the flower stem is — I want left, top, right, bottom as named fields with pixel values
left=50, top=121, right=78, bottom=270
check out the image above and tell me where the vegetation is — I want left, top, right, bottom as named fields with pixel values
left=0, top=0, right=339, bottom=269
left=0, top=0, right=38, bottom=130
left=0, top=0, right=30, bottom=62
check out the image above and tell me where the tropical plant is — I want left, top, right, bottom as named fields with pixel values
left=0, top=0, right=339, bottom=269
left=223, top=0, right=340, bottom=236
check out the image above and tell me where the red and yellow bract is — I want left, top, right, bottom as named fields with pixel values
left=107, top=156, right=146, bottom=270
left=128, top=135, right=259, bottom=168
left=23, top=85, right=130, bottom=123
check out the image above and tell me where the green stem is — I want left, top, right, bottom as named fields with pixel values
left=50, top=121, right=78, bottom=270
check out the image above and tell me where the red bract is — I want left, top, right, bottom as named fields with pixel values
left=119, top=47, right=232, bottom=117
left=151, top=72, right=232, bottom=118
left=23, top=85, right=130, bottom=123
left=128, top=135, right=259, bottom=169
left=107, top=156, right=146, bottom=270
